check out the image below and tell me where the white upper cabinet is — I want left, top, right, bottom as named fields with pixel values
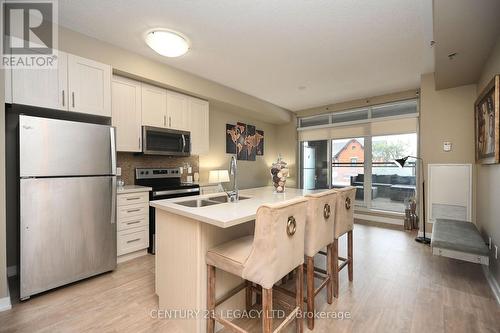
left=166, top=90, right=189, bottom=131
left=189, top=97, right=209, bottom=155
left=10, top=51, right=68, bottom=110
left=6, top=51, right=111, bottom=117
left=141, top=83, right=167, bottom=128
left=112, top=76, right=142, bottom=152
left=68, top=54, right=111, bottom=117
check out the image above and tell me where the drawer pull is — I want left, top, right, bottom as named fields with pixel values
left=126, top=220, right=141, bottom=225
left=126, top=197, right=141, bottom=201
left=127, top=238, right=141, bottom=244
left=126, top=208, right=141, bottom=213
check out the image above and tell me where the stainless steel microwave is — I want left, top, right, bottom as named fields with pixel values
left=142, top=126, right=191, bottom=156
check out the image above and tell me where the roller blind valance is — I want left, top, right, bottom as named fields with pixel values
left=298, top=116, right=418, bottom=141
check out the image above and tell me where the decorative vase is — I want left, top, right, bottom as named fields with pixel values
left=270, top=155, right=289, bottom=193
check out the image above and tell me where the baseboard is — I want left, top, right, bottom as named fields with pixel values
left=117, top=249, right=148, bottom=264
left=482, top=265, right=500, bottom=305
left=0, top=278, right=12, bottom=312
left=7, top=265, right=17, bottom=277
left=354, top=213, right=403, bottom=226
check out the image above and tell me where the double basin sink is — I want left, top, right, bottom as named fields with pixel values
left=175, top=194, right=250, bottom=208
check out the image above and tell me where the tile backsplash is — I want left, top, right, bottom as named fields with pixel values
left=117, top=152, right=199, bottom=185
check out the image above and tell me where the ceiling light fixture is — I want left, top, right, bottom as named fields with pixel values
left=145, top=29, right=190, bottom=58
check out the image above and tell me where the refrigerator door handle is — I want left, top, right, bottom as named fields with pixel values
left=111, top=176, right=116, bottom=224
left=110, top=127, right=116, bottom=173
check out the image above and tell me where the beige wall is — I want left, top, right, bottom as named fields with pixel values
left=275, top=113, right=298, bottom=187
left=199, top=106, right=279, bottom=189
left=476, top=35, right=500, bottom=286
left=419, top=73, right=477, bottom=232
left=1, top=68, right=7, bottom=299
left=419, top=73, right=477, bottom=228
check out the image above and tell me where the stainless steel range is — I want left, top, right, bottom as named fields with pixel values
left=135, top=168, right=200, bottom=253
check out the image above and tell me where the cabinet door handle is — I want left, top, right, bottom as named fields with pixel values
left=138, top=137, right=141, bottom=150
left=163, top=115, right=166, bottom=127
left=126, top=208, right=141, bottom=213
left=72, top=92, right=75, bottom=108
left=62, top=90, right=65, bottom=106
left=169, top=116, right=171, bottom=127
left=127, top=238, right=141, bottom=243
left=126, top=197, right=141, bottom=201
left=126, top=220, right=141, bottom=225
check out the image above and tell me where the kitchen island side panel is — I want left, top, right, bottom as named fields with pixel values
left=156, top=209, right=253, bottom=333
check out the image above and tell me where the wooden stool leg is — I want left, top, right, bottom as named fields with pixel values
left=348, top=230, right=353, bottom=282
left=296, top=264, right=304, bottom=333
left=333, top=238, right=339, bottom=298
left=306, top=256, right=315, bottom=330
left=326, top=243, right=333, bottom=304
left=245, top=280, right=253, bottom=311
left=262, top=287, right=273, bottom=333
left=256, top=284, right=262, bottom=305
left=207, top=265, right=216, bottom=333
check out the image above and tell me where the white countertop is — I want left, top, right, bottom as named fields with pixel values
left=150, top=186, right=322, bottom=228
left=117, top=185, right=152, bottom=194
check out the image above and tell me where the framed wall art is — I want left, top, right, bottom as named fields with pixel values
left=475, top=74, right=500, bottom=164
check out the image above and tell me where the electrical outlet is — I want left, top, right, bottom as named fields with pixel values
left=495, top=245, right=498, bottom=260
left=489, top=237, right=492, bottom=250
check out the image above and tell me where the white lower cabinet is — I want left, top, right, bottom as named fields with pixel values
left=116, top=191, right=150, bottom=261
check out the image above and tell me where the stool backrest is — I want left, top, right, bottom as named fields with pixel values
left=242, top=197, right=308, bottom=289
left=304, top=190, right=337, bottom=257
left=334, top=187, right=356, bottom=239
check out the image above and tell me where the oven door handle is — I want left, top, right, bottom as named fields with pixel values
left=152, top=188, right=200, bottom=197
left=181, top=134, right=186, bottom=152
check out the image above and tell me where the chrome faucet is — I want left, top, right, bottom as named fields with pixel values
left=227, top=155, right=239, bottom=202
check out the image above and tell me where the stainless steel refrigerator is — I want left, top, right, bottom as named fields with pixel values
left=19, top=115, right=117, bottom=300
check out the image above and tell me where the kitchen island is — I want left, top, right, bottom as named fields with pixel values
left=150, top=186, right=320, bottom=333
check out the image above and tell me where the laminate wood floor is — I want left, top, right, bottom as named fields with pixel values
left=1, top=224, right=498, bottom=333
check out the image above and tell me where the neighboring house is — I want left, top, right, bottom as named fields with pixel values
left=333, top=138, right=365, bottom=164
left=332, top=139, right=365, bottom=185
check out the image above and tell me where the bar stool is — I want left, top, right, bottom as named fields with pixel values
left=206, top=197, right=308, bottom=333
left=303, top=190, right=338, bottom=330
left=332, top=187, right=356, bottom=298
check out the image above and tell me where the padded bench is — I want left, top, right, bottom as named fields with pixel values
left=431, top=219, right=489, bottom=265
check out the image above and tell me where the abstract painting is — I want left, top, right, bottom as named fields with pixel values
left=226, top=123, right=265, bottom=161
left=475, top=75, right=499, bottom=164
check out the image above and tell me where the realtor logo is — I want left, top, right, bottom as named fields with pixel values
left=1, top=0, right=58, bottom=68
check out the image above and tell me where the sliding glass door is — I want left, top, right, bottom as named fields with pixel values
left=371, top=133, right=417, bottom=212
left=299, top=133, right=418, bottom=213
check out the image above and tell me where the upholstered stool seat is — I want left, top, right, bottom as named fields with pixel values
left=206, top=197, right=308, bottom=333
left=206, top=235, right=253, bottom=277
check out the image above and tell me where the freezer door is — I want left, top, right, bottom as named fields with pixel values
left=20, top=176, right=117, bottom=299
left=19, top=115, right=116, bottom=177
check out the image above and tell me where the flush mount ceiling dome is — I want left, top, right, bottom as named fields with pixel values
left=145, top=29, right=190, bottom=57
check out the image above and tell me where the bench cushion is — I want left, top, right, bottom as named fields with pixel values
left=432, top=219, right=489, bottom=256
